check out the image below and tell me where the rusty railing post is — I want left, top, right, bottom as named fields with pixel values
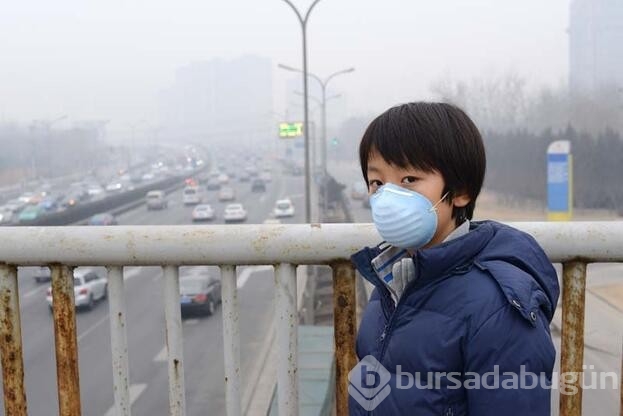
left=559, top=261, right=587, bottom=416
left=51, top=264, right=82, bottom=416
left=0, top=264, right=27, bottom=415
left=332, top=261, right=357, bottom=415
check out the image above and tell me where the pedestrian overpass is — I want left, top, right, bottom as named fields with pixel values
left=0, top=222, right=621, bottom=416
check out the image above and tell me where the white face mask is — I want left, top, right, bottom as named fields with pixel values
left=370, top=183, right=448, bottom=249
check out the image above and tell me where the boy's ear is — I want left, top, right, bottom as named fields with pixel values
left=452, top=191, right=471, bottom=208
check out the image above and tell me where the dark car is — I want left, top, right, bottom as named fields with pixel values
left=88, top=213, right=118, bottom=226
left=206, top=180, right=221, bottom=191
left=251, top=178, right=266, bottom=192
left=179, top=267, right=222, bottom=317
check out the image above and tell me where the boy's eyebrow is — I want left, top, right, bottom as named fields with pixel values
left=367, top=166, right=380, bottom=173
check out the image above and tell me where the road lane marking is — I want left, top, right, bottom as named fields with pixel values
left=77, top=314, right=109, bottom=343
left=103, top=383, right=147, bottom=416
left=23, top=286, right=47, bottom=299
left=237, top=266, right=272, bottom=289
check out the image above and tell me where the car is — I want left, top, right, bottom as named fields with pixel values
left=218, top=186, right=236, bottom=201
left=206, top=180, right=221, bottom=191
left=273, top=199, right=295, bottom=218
left=106, top=182, right=123, bottom=192
left=179, top=266, right=222, bottom=317
left=217, top=173, right=230, bottom=184
left=38, top=196, right=61, bottom=213
left=18, top=205, right=44, bottom=223
left=146, top=190, right=168, bottom=210
left=46, top=267, right=107, bottom=311
left=32, top=266, right=51, bottom=283
left=88, top=213, right=118, bottom=226
left=0, top=209, right=13, bottom=225
left=61, top=192, right=86, bottom=208
left=192, top=204, right=215, bottom=221
left=17, top=192, right=35, bottom=204
left=260, top=172, right=272, bottom=183
left=87, top=185, right=105, bottom=198
left=223, top=203, right=247, bottom=223
left=351, top=182, right=368, bottom=200
left=183, top=186, right=203, bottom=205
left=251, top=178, right=266, bottom=192
left=238, top=172, right=250, bottom=182
left=141, top=172, right=155, bottom=181
left=3, top=199, right=26, bottom=213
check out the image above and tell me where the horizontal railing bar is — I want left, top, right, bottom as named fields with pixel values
left=0, top=222, right=622, bottom=265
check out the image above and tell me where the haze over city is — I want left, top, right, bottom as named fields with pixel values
left=1, top=0, right=570, bottom=135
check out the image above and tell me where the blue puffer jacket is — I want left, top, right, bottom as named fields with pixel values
left=349, top=221, right=559, bottom=415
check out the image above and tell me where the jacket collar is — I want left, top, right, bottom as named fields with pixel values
left=352, top=221, right=495, bottom=289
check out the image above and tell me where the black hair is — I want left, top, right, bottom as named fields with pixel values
left=359, top=102, right=486, bottom=225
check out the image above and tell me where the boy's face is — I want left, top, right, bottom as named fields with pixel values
left=366, top=151, right=470, bottom=248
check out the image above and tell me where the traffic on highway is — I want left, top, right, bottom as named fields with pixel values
left=0, top=151, right=306, bottom=416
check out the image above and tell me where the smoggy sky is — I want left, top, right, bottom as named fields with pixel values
left=0, top=0, right=569, bottom=132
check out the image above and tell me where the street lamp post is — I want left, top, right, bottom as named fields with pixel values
left=279, top=64, right=355, bottom=214
left=293, top=91, right=341, bottom=173
left=280, top=0, right=323, bottom=223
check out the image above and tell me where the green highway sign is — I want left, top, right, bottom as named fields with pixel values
left=279, top=122, right=304, bottom=138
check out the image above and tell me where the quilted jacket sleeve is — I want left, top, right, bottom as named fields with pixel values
left=464, top=303, right=556, bottom=416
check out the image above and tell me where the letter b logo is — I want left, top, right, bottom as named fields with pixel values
left=348, top=355, right=391, bottom=411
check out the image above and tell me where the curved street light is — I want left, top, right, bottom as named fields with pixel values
left=279, top=0, right=323, bottom=223
left=279, top=64, right=355, bottom=214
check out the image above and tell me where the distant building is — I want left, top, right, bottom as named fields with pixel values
left=159, top=56, right=273, bottom=145
left=569, top=0, right=623, bottom=94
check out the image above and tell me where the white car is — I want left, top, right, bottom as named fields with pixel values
left=218, top=186, right=236, bottom=201
left=183, top=186, right=203, bottom=205
left=106, top=182, right=123, bottom=192
left=0, top=209, right=13, bottom=225
left=261, top=172, right=272, bottom=183
left=192, top=204, right=215, bottom=221
left=273, top=199, right=295, bottom=218
left=217, top=173, right=230, bottom=184
left=46, top=267, right=107, bottom=311
left=146, top=190, right=168, bottom=210
left=223, top=203, right=247, bottom=223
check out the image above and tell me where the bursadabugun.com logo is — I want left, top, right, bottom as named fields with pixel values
left=349, top=356, right=620, bottom=411
left=348, top=355, right=392, bottom=411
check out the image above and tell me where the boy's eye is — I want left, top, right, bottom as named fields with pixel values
left=401, top=176, right=419, bottom=184
left=368, top=179, right=382, bottom=191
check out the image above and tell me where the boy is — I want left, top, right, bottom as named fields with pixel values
left=349, top=102, right=559, bottom=415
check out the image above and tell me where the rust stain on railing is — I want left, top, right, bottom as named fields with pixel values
left=560, top=261, right=587, bottom=416
left=0, top=264, right=27, bottom=416
left=332, top=261, right=357, bottom=416
left=51, top=264, right=82, bottom=416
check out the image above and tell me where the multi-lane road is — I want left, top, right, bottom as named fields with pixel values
left=6, top=169, right=305, bottom=416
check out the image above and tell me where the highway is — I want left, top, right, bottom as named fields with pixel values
left=6, top=167, right=306, bottom=416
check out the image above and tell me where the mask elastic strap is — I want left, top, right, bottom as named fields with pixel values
left=429, top=191, right=450, bottom=212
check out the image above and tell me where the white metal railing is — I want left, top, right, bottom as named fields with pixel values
left=0, top=222, right=622, bottom=416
